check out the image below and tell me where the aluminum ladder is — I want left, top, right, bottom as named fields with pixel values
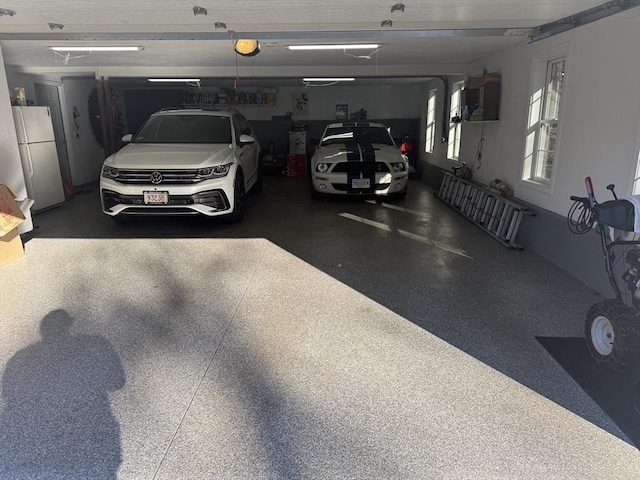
left=435, top=171, right=531, bottom=249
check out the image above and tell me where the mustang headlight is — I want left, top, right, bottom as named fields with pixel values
left=391, top=162, right=406, bottom=172
left=198, top=163, right=232, bottom=179
left=316, top=163, right=329, bottom=173
left=101, top=165, right=120, bottom=179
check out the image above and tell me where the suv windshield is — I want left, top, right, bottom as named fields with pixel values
left=134, top=115, right=232, bottom=144
left=321, top=126, right=394, bottom=147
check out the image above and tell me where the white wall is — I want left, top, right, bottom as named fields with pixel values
left=0, top=46, right=33, bottom=233
left=62, top=78, right=106, bottom=185
left=422, top=10, right=640, bottom=217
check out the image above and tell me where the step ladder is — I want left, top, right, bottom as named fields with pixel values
left=435, top=171, right=531, bottom=249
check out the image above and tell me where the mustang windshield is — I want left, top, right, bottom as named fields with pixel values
left=321, top=126, right=395, bottom=147
left=134, top=115, right=232, bottom=144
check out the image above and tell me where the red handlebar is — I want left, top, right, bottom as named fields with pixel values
left=585, top=177, right=597, bottom=207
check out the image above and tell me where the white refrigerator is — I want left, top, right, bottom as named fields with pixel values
left=12, top=106, right=65, bottom=212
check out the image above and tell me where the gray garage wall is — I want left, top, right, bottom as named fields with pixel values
left=120, top=86, right=421, bottom=154
left=422, top=161, right=615, bottom=298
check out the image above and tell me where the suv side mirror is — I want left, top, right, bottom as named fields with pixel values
left=121, top=133, right=133, bottom=142
left=238, top=134, right=255, bottom=145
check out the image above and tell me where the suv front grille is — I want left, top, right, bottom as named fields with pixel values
left=102, top=189, right=229, bottom=212
left=115, top=169, right=204, bottom=185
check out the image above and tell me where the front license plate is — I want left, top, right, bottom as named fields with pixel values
left=352, top=178, right=371, bottom=189
left=143, top=191, right=169, bottom=204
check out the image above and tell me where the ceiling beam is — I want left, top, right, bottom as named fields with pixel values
left=13, top=64, right=470, bottom=78
left=0, top=28, right=532, bottom=42
left=530, top=0, right=639, bottom=42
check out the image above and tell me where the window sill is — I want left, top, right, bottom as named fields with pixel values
left=520, top=178, right=552, bottom=195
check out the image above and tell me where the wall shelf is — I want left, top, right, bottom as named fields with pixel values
left=183, top=88, right=277, bottom=107
left=463, top=73, right=501, bottom=122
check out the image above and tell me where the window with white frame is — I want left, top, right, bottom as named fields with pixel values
left=425, top=88, right=437, bottom=153
left=447, top=81, right=464, bottom=160
left=523, top=46, right=568, bottom=188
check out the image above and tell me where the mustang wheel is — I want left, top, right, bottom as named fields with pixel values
left=585, top=299, right=640, bottom=372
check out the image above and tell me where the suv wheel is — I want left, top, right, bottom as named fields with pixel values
left=225, top=173, right=245, bottom=223
left=251, top=163, right=263, bottom=193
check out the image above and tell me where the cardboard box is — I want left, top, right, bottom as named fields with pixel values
left=0, top=184, right=27, bottom=267
left=0, top=184, right=25, bottom=237
left=0, top=228, right=24, bottom=267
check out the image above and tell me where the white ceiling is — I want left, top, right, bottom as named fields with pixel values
left=0, top=1, right=628, bottom=86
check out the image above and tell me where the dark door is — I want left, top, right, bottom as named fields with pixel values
left=35, top=83, right=73, bottom=185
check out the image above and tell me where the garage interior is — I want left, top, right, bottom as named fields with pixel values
left=1, top=1, right=639, bottom=478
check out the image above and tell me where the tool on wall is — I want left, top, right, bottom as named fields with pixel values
left=72, top=107, right=80, bottom=138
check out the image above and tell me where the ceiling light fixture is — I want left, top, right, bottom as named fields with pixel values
left=215, top=22, right=227, bottom=29
left=391, top=3, right=405, bottom=13
left=302, top=77, right=356, bottom=87
left=303, top=78, right=355, bottom=82
left=48, top=23, right=64, bottom=30
left=234, top=39, right=260, bottom=57
left=193, top=6, right=207, bottom=16
left=381, top=19, right=393, bottom=27
left=0, top=8, right=17, bottom=16
left=49, top=46, right=143, bottom=52
left=148, top=78, right=201, bottom=82
left=288, top=44, right=379, bottom=51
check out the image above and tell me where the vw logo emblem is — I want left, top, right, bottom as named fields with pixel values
left=150, top=171, right=163, bottom=184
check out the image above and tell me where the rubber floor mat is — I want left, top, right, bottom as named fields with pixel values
left=536, top=336, right=640, bottom=449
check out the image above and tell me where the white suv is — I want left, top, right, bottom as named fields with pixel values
left=100, top=108, right=262, bottom=222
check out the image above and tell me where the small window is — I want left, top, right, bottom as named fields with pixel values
left=447, top=82, right=464, bottom=160
left=522, top=45, right=568, bottom=190
left=425, top=88, right=437, bottom=153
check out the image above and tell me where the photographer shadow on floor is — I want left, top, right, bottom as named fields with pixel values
left=0, top=309, right=125, bottom=480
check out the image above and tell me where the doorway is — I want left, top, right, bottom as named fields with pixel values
left=35, top=83, right=73, bottom=188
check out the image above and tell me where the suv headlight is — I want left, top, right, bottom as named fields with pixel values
left=391, top=162, right=406, bottom=172
left=102, top=165, right=120, bottom=178
left=198, top=163, right=232, bottom=179
left=316, top=163, right=329, bottom=173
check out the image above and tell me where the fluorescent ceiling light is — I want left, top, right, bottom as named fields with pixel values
left=303, top=78, right=355, bottom=82
left=288, top=44, right=379, bottom=51
left=49, top=46, right=143, bottom=52
left=148, top=78, right=201, bottom=82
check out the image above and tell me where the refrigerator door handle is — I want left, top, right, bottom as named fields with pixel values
left=26, top=148, right=34, bottom=175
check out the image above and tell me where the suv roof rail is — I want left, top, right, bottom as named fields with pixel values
left=154, top=106, right=241, bottom=114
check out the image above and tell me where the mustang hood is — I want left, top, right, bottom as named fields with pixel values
left=107, top=143, right=232, bottom=168
left=315, top=143, right=403, bottom=162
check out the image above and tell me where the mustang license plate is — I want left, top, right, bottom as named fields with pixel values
left=352, top=178, right=371, bottom=189
left=143, top=191, right=169, bottom=204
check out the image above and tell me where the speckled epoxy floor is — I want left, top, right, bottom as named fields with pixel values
left=0, top=176, right=638, bottom=479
